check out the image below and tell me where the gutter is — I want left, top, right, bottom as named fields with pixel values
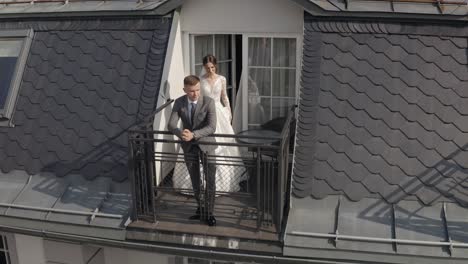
left=291, top=231, right=468, bottom=248
left=0, top=224, right=373, bottom=264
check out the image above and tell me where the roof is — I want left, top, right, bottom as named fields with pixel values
left=0, top=170, right=130, bottom=239
left=0, top=16, right=170, bottom=237
left=293, top=0, right=468, bottom=19
left=1, top=17, right=169, bottom=181
left=285, top=196, right=468, bottom=264
left=0, top=0, right=466, bottom=20
left=0, top=0, right=465, bottom=20
left=286, top=14, right=468, bottom=262
left=0, top=0, right=182, bottom=16
left=293, top=15, right=468, bottom=207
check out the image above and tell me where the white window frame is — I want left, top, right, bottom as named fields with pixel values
left=0, top=29, right=34, bottom=127
left=242, top=33, right=301, bottom=130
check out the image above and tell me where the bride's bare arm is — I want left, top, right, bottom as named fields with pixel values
left=220, top=77, right=232, bottom=121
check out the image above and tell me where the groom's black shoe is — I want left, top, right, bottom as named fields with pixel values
left=189, top=208, right=203, bottom=220
left=207, top=215, right=216, bottom=226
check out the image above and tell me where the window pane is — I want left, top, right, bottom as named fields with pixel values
left=194, top=35, right=213, bottom=64
left=272, top=38, right=296, bottom=67
left=0, top=251, right=6, bottom=264
left=272, top=69, right=296, bottom=97
left=215, top=35, right=231, bottom=61
left=272, top=98, right=295, bottom=119
left=0, top=39, right=22, bottom=57
left=0, top=237, right=3, bottom=249
left=249, top=68, right=270, bottom=96
left=217, top=62, right=232, bottom=85
left=248, top=38, right=271, bottom=67
left=0, top=56, right=18, bottom=109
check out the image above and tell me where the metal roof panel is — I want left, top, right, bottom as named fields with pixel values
left=394, top=200, right=449, bottom=256
left=337, top=198, right=394, bottom=253
left=307, top=0, right=468, bottom=16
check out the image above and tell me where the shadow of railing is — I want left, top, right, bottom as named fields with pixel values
left=355, top=142, right=468, bottom=250
left=26, top=102, right=176, bottom=216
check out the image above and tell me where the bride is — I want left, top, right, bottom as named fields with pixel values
left=173, top=55, right=247, bottom=193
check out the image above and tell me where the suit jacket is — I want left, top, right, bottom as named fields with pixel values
left=168, top=95, right=217, bottom=153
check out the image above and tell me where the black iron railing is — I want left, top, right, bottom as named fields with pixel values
left=129, top=102, right=296, bottom=232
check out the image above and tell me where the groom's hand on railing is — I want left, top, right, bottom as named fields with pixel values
left=181, top=129, right=194, bottom=141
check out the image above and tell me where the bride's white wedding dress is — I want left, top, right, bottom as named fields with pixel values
left=173, top=75, right=248, bottom=193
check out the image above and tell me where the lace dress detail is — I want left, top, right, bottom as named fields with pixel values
left=201, top=75, right=232, bottom=121
left=173, top=75, right=248, bottom=193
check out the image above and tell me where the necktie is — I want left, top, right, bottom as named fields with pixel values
left=190, top=102, right=196, bottom=124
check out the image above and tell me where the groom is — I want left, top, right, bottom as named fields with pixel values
left=168, top=75, right=218, bottom=226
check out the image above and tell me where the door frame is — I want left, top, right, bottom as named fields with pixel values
left=241, top=33, right=302, bottom=130
left=183, top=31, right=303, bottom=131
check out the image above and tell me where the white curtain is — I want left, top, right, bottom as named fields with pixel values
left=232, top=74, right=244, bottom=133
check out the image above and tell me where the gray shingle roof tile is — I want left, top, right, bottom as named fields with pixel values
left=310, top=178, right=340, bottom=199
left=0, top=18, right=169, bottom=182
left=294, top=19, right=468, bottom=207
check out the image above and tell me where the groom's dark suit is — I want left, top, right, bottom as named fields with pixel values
left=168, top=95, right=217, bottom=218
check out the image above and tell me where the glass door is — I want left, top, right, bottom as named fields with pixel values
left=242, top=35, right=298, bottom=130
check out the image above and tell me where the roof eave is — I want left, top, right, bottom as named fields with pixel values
left=292, top=0, right=468, bottom=21
left=0, top=0, right=185, bottom=19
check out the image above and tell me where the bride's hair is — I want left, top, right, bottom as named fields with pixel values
left=202, top=54, right=217, bottom=67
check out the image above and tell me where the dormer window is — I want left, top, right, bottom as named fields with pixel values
left=0, top=29, right=33, bottom=127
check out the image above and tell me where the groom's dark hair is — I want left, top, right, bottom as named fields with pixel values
left=184, top=75, right=200, bottom=86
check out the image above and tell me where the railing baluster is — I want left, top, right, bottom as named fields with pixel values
left=145, top=131, right=157, bottom=222
left=263, top=155, right=267, bottom=227
left=128, top=137, right=138, bottom=220
left=266, top=157, right=270, bottom=226
left=256, top=146, right=262, bottom=229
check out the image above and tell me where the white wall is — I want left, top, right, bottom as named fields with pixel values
left=153, top=9, right=187, bottom=184
left=14, top=237, right=173, bottom=264
left=82, top=245, right=105, bottom=264
left=156, top=10, right=188, bottom=107
left=15, top=234, right=46, bottom=264
left=166, top=12, right=190, bottom=101
left=44, top=240, right=84, bottom=264
left=103, top=247, right=172, bottom=264
left=180, top=0, right=304, bottom=34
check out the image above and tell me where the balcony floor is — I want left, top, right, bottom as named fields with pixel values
left=128, top=192, right=279, bottom=242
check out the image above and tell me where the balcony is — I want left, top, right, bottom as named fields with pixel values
left=126, top=100, right=296, bottom=249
